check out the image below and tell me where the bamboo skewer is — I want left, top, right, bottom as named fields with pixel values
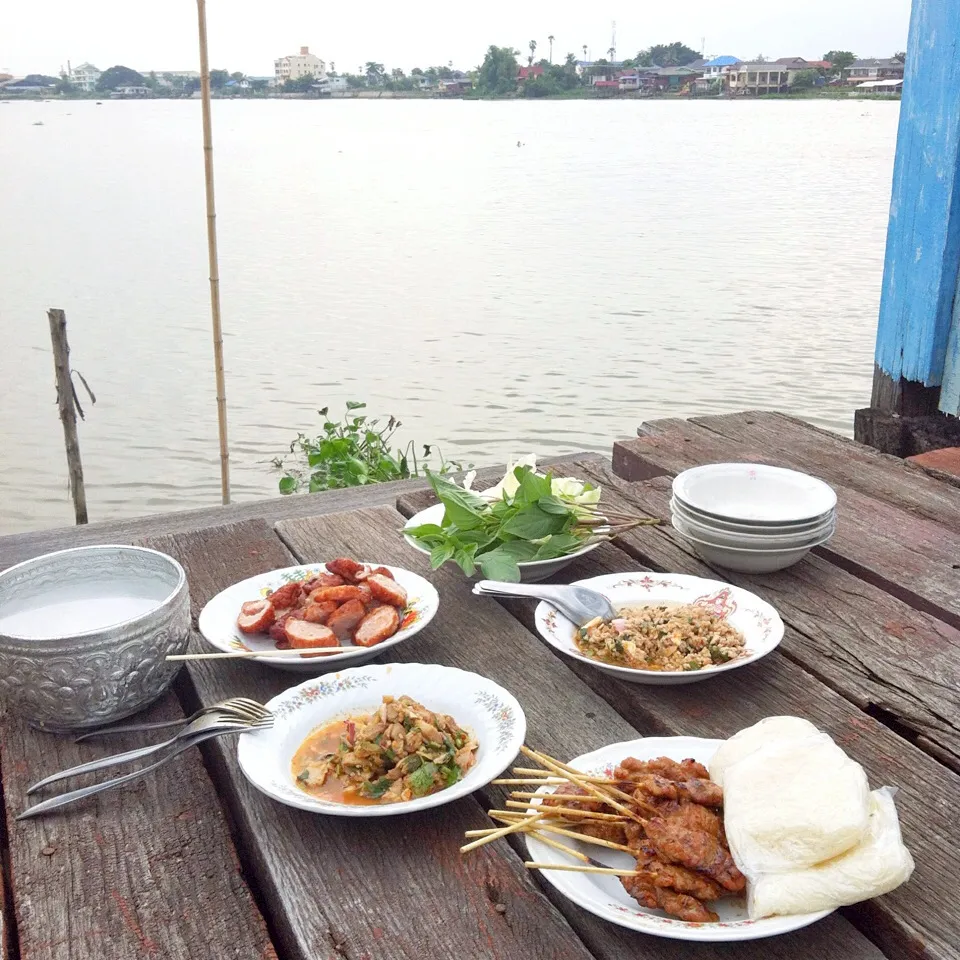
left=493, top=777, right=571, bottom=787
left=511, top=767, right=615, bottom=784
left=504, top=800, right=625, bottom=820
left=460, top=813, right=541, bottom=854
left=525, top=862, right=639, bottom=877
left=490, top=815, right=636, bottom=854
left=167, top=648, right=355, bottom=661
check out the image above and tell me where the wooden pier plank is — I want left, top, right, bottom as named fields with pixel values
left=669, top=411, right=960, bottom=527
left=0, top=694, right=274, bottom=960
left=397, top=459, right=960, bottom=772
left=611, top=420, right=960, bottom=628
left=142, top=518, right=602, bottom=960
left=274, top=506, right=883, bottom=960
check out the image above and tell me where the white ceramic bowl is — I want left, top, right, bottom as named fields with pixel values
left=237, top=662, right=526, bottom=816
left=403, top=502, right=602, bottom=583
left=674, top=528, right=834, bottom=573
left=534, top=572, right=784, bottom=685
left=673, top=464, right=837, bottom=525
left=671, top=497, right=835, bottom=535
left=525, top=736, right=833, bottom=941
left=198, top=563, right=439, bottom=673
left=672, top=511, right=836, bottom=550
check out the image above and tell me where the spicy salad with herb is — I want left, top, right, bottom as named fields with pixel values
left=291, top=695, right=479, bottom=804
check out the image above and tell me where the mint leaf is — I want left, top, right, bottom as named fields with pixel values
left=409, top=761, right=437, bottom=796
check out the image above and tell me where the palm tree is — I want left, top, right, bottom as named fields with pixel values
left=607, top=46, right=616, bottom=61
left=528, top=40, right=537, bottom=66
left=582, top=44, right=588, bottom=62
left=548, top=35, right=555, bottom=63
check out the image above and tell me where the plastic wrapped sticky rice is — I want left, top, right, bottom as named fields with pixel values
left=714, top=717, right=914, bottom=918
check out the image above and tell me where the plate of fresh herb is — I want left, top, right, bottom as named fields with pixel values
left=402, top=464, right=659, bottom=582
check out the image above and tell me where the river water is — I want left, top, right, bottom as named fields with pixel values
left=0, top=98, right=898, bottom=535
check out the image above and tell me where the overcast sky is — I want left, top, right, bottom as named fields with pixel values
left=5, top=0, right=911, bottom=77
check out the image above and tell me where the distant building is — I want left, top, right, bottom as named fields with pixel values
left=846, top=58, right=904, bottom=84
left=66, top=62, right=100, bottom=91
left=2, top=75, right=58, bottom=93
left=653, top=65, right=703, bottom=91
left=775, top=57, right=833, bottom=72
left=148, top=70, right=200, bottom=88
left=727, top=62, right=790, bottom=94
left=111, top=85, right=150, bottom=98
left=517, top=65, right=544, bottom=81
left=701, top=56, right=740, bottom=81
left=275, top=46, right=326, bottom=86
left=313, top=76, right=349, bottom=94
left=439, top=77, right=472, bottom=94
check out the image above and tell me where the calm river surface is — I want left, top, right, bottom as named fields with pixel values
left=0, top=98, right=898, bottom=535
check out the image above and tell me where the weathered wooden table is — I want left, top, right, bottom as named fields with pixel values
left=0, top=412, right=956, bottom=960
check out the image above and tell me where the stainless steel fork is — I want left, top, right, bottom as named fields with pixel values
left=28, top=705, right=270, bottom=795
left=74, top=697, right=268, bottom=742
left=18, top=713, right=274, bottom=820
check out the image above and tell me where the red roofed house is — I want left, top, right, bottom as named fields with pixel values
left=517, top=65, right=545, bottom=81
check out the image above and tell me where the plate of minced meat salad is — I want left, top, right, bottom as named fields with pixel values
left=534, top=573, right=784, bottom=686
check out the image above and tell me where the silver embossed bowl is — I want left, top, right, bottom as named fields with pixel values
left=0, top=545, right=190, bottom=731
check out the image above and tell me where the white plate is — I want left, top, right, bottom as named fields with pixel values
left=198, top=563, right=439, bottom=672
left=671, top=497, right=835, bottom=537
left=236, top=662, right=526, bottom=816
left=403, top=502, right=602, bottom=583
left=674, top=528, right=834, bottom=574
left=671, top=511, right=836, bottom=550
left=525, top=737, right=833, bottom=941
left=534, top=572, right=784, bottom=685
left=673, top=464, right=837, bottom=525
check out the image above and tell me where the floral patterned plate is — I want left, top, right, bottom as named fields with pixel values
left=237, top=662, right=526, bottom=817
left=198, top=563, right=439, bottom=673
left=525, top=737, right=834, bottom=942
left=534, top=573, right=784, bottom=685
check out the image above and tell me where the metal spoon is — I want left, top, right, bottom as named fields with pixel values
left=472, top=580, right=617, bottom=625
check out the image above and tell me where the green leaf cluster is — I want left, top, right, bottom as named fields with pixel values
left=274, top=402, right=468, bottom=494
left=405, top=467, right=593, bottom=582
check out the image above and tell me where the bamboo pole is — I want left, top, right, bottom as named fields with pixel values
left=195, top=0, right=231, bottom=504
left=47, top=309, right=87, bottom=524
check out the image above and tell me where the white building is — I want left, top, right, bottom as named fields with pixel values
left=67, top=62, right=100, bottom=91
left=275, top=46, right=326, bottom=86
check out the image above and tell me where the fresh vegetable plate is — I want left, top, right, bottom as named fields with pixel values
left=198, top=564, right=439, bottom=672
left=237, top=662, right=526, bottom=816
left=525, top=737, right=833, bottom=941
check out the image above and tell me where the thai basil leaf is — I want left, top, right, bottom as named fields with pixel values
left=478, top=549, right=521, bottom=582
left=501, top=505, right=567, bottom=540
left=537, top=494, right=573, bottom=516
left=428, top=471, right=487, bottom=531
left=430, top=542, right=456, bottom=569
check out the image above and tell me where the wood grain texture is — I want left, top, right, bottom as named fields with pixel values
left=552, top=459, right=960, bottom=770
left=0, top=694, right=274, bottom=960
left=143, top=518, right=600, bottom=960
left=678, top=411, right=960, bottom=528
left=0, top=857, right=7, bottom=960
left=0, top=454, right=594, bottom=572
left=276, top=507, right=885, bottom=960
left=612, top=418, right=960, bottom=628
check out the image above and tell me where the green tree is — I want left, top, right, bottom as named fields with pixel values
left=476, top=45, right=520, bottom=95
left=528, top=40, right=537, bottom=66
left=231, top=71, right=244, bottom=81
left=565, top=52, right=576, bottom=67
left=789, top=69, right=819, bottom=91
left=283, top=75, right=316, bottom=92
left=824, top=50, right=856, bottom=78
left=636, top=42, right=700, bottom=67
left=365, top=62, right=385, bottom=84
left=209, top=69, right=230, bottom=89
left=411, top=67, right=424, bottom=76
left=250, top=78, right=270, bottom=92
left=893, top=51, right=906, bottom=63
left=96, top=65, right=145, bottom=91
left=548, top=35, right=555, bottom=63
left=55, top=77, right=75, bottom=95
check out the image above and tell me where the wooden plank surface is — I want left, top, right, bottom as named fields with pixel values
left=396, top=461, right=960, bottom=771
left=275, top=506, right=887, bottom=960
left=662, top=411, right=960, bottom=527
left=395, top=476, right=960, bottom=960
left=142, top=518, right=600, bottom=960
left=0, top=694, right=274, bottom=960
left=611, top=419, right=960, bottom=628
left=0, top=455, right=596, bottom=571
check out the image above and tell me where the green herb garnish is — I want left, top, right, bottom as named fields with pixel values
left=409, top=761, right=438, bottom=796
left=360, top=777, right=392, bottom=799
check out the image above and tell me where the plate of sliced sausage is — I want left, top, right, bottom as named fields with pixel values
left=198, top=558, right=440, bottom=672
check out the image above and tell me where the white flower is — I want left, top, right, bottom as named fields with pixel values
left=480, top=454, right=538, bottom=501
left=551, top=477, right=601, bottom=505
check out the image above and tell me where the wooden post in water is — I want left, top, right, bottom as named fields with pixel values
left=196, top=0, right=231, bottom=504
left=855, top=0, right=960, bottom=455
left=47, top=308, right=88, bottom=525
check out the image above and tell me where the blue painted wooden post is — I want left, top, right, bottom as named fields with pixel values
left=874, top=0, right=960, bottom=417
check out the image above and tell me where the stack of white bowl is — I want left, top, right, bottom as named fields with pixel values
left=670, top=463, right=837, bottom=573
